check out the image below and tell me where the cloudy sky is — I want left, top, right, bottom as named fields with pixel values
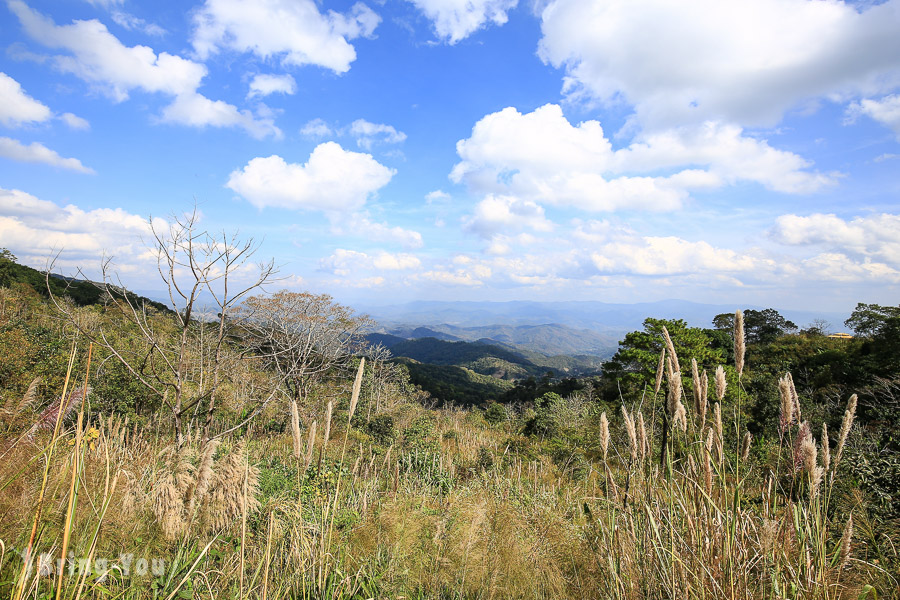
left=1, top=0, right=899, bottom=313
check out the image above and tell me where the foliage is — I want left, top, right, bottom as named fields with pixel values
left=600, top=317, right=723, bottom=398
left=713, top=308, right=797, bottom=344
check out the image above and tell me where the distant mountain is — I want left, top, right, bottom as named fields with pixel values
left=365, top=334, right=601, bottom=382
left=360, top=299, right=849, bottom=358
left=368, top=321, right=619, bottom=358
left=361, top=299, right=848, bottom=333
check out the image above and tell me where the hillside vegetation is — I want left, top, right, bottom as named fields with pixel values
left=1, top=249, right=899, bottom=599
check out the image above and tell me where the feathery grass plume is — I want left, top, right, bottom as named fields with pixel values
left=691, top=359, right=702, bottom=412
left=304, top=420, right=317, bottom=472
left=795, top=421, right=813, bottom=473
left=760, top=519, right=778, bottom=556
left=290, top=399, right=302, bottom=459
left=714, top=365, right=727, bottom=402
left=190, top=439, right=221, bottom=515
left=15, top=377, right=41, bottom=414
left=821, top=423, right=831, bottom=472
left=202, top=442, right=260, bottom=531
left=713, top=403, right=724, bottom=463
left=834, top=394, right=857, bottom=471
left=598, top=412, right=610, bottom=463
left=621, top=405, right=638, bottom=463
left=703, top=442, right=713, bottom=494
left=741, top=431, right=752, bottom=461
left=637, top=412, right=648, bottom=462
left=674, top=403, right=687, bottom=433
left=152, top=445, right=197, bottom=540
left=322, top=400, right=334, bottom=455
left=654, top=348, right=666, bottom=395
left=348, top=357, right=365, bottom=422
left=699, top=370, right=709, bottom=428
left=778, top=375, right=795, bottom=434
left=661, top=326, right=680, bottom=373
left=734, top=310, right=745, bottom=377
left=787, top=372, right=801, bottom=423
left=838, top=514, right=853, bottom=570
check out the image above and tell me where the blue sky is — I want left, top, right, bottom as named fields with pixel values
left=1, top=0, right=899, bottom=314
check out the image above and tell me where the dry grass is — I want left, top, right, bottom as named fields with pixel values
left=0, top=337, right=895, bottom=600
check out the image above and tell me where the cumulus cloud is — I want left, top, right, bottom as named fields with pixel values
left=463, top=194, right=553, bottom=238
left=247, top=73, right=297, bottom=98
left=847, top=94, right=900, bottom=139
left=0, top=137, right=95, bottom=173
left=770, top=212, right=900, bottom=265
left=348, top=119, right=406, bottom=149
left=226, top=142, right=395, bottom=212
left=8, top=1, right=279, bottom=138
left=538, top=0, right=900, bottom=130
left=300, top=118, right=333, bottom=138
left=407, top=0, right=518, bottom=44
left=0, top=72, right=52, bottom=127
left=110, top=11, right=166, bottom=37
left=192, top=0, right=380, bottom=74
left=0, top=187, right=153, bottom=269
left=337, top=213, right=424, bottom=249
left=160, top=93, right=280, bottom=139
left=319, top=248, right=421, bottom=275
left=298, top=118, right=406, bottom=149
left=452, top=105, right=830, bottom=218
left=59, top=112, right=90, bottom=130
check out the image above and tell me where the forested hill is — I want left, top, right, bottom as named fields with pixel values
left=0, top=250, right=168, bottom=312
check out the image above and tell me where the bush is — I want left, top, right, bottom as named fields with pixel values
left=365, top=414, right=397, bottom=446
left=525, top=392, right=563, bottom=436
left=484, top=402, right=507, bottom=425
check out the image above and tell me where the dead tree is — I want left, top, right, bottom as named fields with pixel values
left=49, top=207, right=276, bottom=445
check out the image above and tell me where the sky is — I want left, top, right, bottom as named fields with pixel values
left=0, top=0, right=899, bottom=314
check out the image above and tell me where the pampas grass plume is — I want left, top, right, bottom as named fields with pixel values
left=734, top=310, right=745, bottom=377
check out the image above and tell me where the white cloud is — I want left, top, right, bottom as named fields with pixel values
left=770, top=212, right=900, bottom=265
left=59, top=112, right=90, bottom=130
left=247, top=73, right=297, bottom=98
left=452, top=105, right=830, bottom=217
left=463, top=194, right=553, bottom=238
left=538, top=0, right=900, bottom=130
left=337, top=214, right=424, bottom=249
left=348, top=119, right=406, bottom=149
left=300, top=118, right=333, bottom=138
left=847, top=94, right=900, bottom=139
left=110, top=11, right=166, bottom=37
left=226, top=142, right=395, bottom=212
left=160, top=93, right=281, bottom=139
left=0, top=137, right=94, bottom=173
left=0, top=187, right=153, bottom=268
left=0, top=72, right=52, bottom=127
left=320, top=248, right=421, bottom=275
left=408, top=0, right=518, bottom=44
left=426, top=190, right=450, bottom=203
left=9, top=1, right=278, bottom=138
left=192, top=0, right=380, bottom=74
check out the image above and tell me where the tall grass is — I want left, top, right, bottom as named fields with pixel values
left=0, top=334, right=895, bottom=600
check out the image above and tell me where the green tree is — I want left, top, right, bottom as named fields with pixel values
left=603, top=318, right=724, bottom=392
left=713, top=308, right=796, bottom=344
left=845, top=303, right=900, bottom=338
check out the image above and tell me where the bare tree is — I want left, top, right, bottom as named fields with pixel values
left=49, top=208, right=277, bottom=444
left=239, top=290, right=371, bottom=418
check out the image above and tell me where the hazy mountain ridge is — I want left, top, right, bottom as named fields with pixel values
left=362, top=299, right=848, bottom=358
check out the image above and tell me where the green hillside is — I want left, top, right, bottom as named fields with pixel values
left=0, top=250, right=168, bottom=312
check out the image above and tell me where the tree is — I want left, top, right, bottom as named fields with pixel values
left=713, top=308, right=797, bottom=344
left=50, top=208, right=276, bottom=444
left=603, top=318, right=723, bottom=390
left=239, top=290, right=371, bottom=409
left=845, top=303, right=900, bottom=338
